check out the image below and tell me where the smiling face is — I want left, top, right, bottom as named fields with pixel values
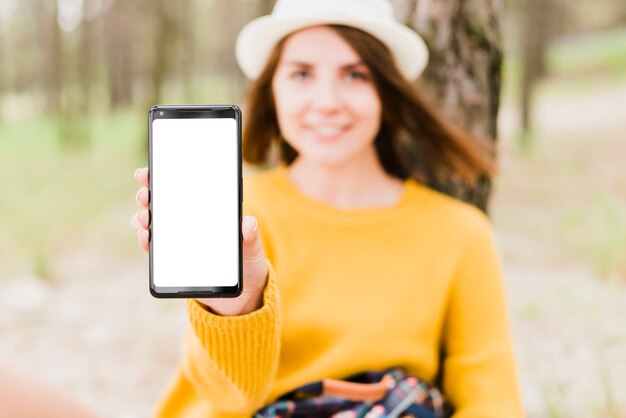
left=271, top=26, right=383, bottom=167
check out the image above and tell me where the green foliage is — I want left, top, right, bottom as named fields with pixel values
left=0, top=70, right=242, bottom=280
left=560, top=193, right=626, bottom=280
left=0, top=108, right=146, bottom=279
left=597, top=355, right=620, bottom=417
left=502, top=27, right=626, bottom=102
left=542, top=385, right=566, bottom=418
left=34, top=252, right=52, bottom=281
left=547, top=29, right=626, bottom=78
left=57, top=109, right=91, bottom=151
left=515, top=128, right=538, bottom=156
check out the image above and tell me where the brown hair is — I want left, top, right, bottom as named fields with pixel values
left=242, top=25, right=497, bottom=184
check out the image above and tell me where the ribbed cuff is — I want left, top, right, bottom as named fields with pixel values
left=185, top=261, right=282, bottom=399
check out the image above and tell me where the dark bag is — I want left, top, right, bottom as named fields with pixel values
left=254, top=366, right=451, bottom=418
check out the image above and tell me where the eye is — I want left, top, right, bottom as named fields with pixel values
left=345, top=70, right=370, bottom=81
left=290, top=70, right=311, bottom=80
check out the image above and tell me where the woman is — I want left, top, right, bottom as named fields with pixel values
left=132, top=0, right=524, bottom=416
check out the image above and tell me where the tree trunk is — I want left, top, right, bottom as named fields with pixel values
left=393, top=0, right=503, bottom=213
left=147, top=0, right=178, bottom=107
left=180, top=0, right=195, bottom=101
left=39, top=0, right=63, bottom=115
left=520, top=0, right=551, bottom=138
left=140, top=0, right=180, bottom=152
left=79, top=1, right=97, bottom=113
left=105, top=0, right=134, bottom=107
left=213, top=1, right=247, bottom=100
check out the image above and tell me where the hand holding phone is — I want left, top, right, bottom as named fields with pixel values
left=132, top=167, right=269, bottom=315
left=133, top=104, right=269, bottom=311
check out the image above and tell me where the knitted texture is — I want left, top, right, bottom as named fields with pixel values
left=153, top=166, right=524, bottom=418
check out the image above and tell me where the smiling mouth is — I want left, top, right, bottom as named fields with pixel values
left=305, top=125, right=351, bottom=139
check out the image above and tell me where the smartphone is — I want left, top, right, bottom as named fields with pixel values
left=148, top=105, right=243, bottom=298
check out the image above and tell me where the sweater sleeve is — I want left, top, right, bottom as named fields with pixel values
left=441, top=212, right=525, bottom=418
left=179, top=260, right=282, bottom=415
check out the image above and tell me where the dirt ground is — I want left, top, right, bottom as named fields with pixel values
left=1, top=83, right=625, bottom=417
left=492, top=82, right=626, bottom=416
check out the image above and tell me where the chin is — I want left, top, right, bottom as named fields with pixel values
left=288, top=132, right=375, bottom=167
left=298, top=148, right=365, bottom=167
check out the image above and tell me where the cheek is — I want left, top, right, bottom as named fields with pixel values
left=348, top=89, right=382, bottom=133
left=359, top=88, right=382, bottom=116
left=272, top=80, right=304, bottom=130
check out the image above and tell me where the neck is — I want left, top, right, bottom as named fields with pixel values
left=286, top=148, right=405, bottom=209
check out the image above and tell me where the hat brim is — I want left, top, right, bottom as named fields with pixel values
left=235, top=15, right=429, bottom=81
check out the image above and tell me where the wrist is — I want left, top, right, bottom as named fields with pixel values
left=196, top=289, right=263, bottom=316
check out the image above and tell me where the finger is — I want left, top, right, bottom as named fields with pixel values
left=242, top=216, right=264, bottom=262
left=137, top=209, right=150, bottom=229
left=134, top=167, right=149, bottom=187
left=137, top=228, right=149, bottom=253
left=136, top=187, right=149, bottom=208
left=242, top=215, right=258, bottom=242
left=130, top=211, right=140, bottom=230
left=130, top=210, right=150, bottom=230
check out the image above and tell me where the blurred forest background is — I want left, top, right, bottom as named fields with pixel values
left=0, top=0, right=625, bottom=417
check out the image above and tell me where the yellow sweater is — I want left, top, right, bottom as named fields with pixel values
left=153, top=166, right=524, bottom=417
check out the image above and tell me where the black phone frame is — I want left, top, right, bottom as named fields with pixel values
left=148, top=104, right=243, bottom=299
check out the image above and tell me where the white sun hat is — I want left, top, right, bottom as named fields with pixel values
left=235, top=0, right=429, bottom=81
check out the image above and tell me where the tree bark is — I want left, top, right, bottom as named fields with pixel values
left=105, top=0, right=134, bottom=107
left=38, top=0, right=63, bottom=115
left=79, top=0, right=98, bottom=113
left=180, top=0, right=195, bottom=101
left=520, top=0, right=551, bottom=137
left=148, top=0, right=179, bottom=106
left=393, top=0, right=504, bottom=213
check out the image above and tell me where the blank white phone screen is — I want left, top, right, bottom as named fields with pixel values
left=152, top=117, right=239, bottom=288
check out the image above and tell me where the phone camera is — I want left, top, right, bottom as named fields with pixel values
left=159, top=111, right=164, bottom=116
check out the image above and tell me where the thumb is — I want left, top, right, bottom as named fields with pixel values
left=242, top=216, right=264, bottom=261
left=242, top=215, right=258, bottom=242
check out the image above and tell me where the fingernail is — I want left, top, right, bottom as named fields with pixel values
left=243, top=216, right=256, bottom=240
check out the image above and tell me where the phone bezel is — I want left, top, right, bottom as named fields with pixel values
left=148, top=104, right=243, bottom=299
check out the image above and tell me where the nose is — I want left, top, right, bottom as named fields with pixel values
left=309, top=77, right=343, bottom=114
